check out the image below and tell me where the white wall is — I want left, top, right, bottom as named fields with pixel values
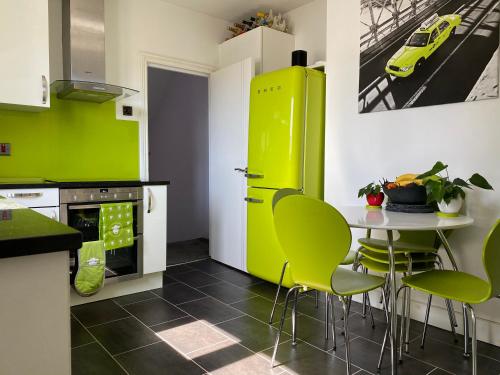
left=286, top=0, right=327, bottom=65
left=326, top=0, right=500, bottom=345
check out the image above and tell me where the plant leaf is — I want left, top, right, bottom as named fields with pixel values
left=417, top=161, right=448, bottom=179
left=452, top=178, right=471, bottom=189
left=469, top=173, right=493, bottom=190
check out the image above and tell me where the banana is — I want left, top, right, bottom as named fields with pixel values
left=396, top=173, right=419, bottom=183
left=398, top=179, right=423, bottom=186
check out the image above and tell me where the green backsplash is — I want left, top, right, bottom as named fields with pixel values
left=0, top=96, right=139, bottom=180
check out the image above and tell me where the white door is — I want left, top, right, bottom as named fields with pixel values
left=0, top=0, right=50, bottom=110
left=142, top=185, right=167, bottom=274
left=209, top=58, right=254, bottom=271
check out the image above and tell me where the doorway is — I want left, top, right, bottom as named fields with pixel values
left=147, top=66, right=209, bottom=266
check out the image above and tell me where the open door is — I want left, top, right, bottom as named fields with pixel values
left=209, top=58, right=254, bottom=271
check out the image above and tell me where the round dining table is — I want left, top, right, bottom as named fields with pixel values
left=336, top=206, right=474, bottom=375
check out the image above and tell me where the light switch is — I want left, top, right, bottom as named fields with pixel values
left=0, top=143, right=10, bottom=156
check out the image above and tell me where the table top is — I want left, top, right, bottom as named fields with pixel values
left=337, top=206, right=474, bottom=231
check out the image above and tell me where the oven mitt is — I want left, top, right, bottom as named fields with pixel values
left=74, top=240, right=105, bottom=297
left=99, top=202, right=134, bottom=251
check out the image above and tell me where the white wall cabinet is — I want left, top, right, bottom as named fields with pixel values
left=0, top=188, right=59, bottom=221
left=0, top=0, right=50, bottom=111
left=142, top=185, right=167, bottom=274
left=219, top=26, right=294, bottom=75
left=209, top=58, right=254, bottom=271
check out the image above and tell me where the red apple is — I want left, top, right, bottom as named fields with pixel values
left=366, top=193, right=384, bottom=206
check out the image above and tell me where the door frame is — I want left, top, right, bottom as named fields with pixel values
left=139, top=52, right=216, bottom=180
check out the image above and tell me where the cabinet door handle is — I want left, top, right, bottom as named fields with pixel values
left=42, top=75, right=48, bottom=104
left=51, top=210, right=58, bottom=221
left=6, top=192, right=43, bottom=199
left=234, top=167, right=247, bottom=173
left=245, top=197, right=264, bottom=204
left=147, top=188, right=153, bottom=213
left=245, top=173, right=264, bottom=179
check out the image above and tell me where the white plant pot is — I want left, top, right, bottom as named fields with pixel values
left=437, top=196, right=463, bottom=215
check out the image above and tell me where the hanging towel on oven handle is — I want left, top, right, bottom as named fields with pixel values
left=99, top=202, right=134, bottom=251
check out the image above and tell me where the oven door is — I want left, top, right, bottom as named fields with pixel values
left=62, top=202, right=143, bottom=282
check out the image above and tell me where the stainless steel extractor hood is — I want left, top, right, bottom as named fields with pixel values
left=51, top=0, right=138, bottom=103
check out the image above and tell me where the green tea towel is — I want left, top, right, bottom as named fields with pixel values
left=99, top=202, right=134, bottom=251
left=74, top=241, right=105, bottom=296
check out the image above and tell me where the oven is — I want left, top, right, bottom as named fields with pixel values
left=60, top=187, right=143, bottom=283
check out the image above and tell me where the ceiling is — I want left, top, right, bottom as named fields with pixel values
left=160, top=0, right=315, bottom=22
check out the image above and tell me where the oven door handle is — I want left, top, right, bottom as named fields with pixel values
left=67, top=202, right=139, bottom=210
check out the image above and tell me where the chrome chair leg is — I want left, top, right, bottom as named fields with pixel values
left=269, top=261, right=288, bottom=324
left=445, top=299, right=458, bottom=341
left=421, top=294, right=432, bottom=348
left=404, top=287, right=412, bottom=353
left=468, top=304, right=477, bottom=375
left=366, top=292, right=376, bottom=328
left=341, top=297, right=352, bottom=375
left=377, top=288, right=390, bottom=370
left=463, top=303, right=470, bottom=358
left=398, top=285, right=408, bottom=362
left=271, top=285, right=299, bottom=368
left=328, top=294, right=337, bottom=350
left=292, top=288, right=299, bottom=346
left=325, top=293, right=330, bottom=340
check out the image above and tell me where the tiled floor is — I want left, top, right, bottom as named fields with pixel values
left=71, top=259, right=500, bottom=375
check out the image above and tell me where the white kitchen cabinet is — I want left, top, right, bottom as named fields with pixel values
left=209, top=58, right=254, bottom=271
left=0, top=0, right=50, bottom=111
left=219, top=26, right=294, bottom=75
left=32, top=207, right=59, bottom=221
left=142, top=185, right=167, bottom=274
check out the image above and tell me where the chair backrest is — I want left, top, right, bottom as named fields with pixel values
left=272, top=189, right=301, bottom=213
left=273, top=194, right=352, bottom=292
left=483, top=219, right=500, bottom=298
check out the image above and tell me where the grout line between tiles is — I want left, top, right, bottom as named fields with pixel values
left=117, top=296, right=160, bottom=307
left=71, top=313, right=132, bottom=375
left=71, top=341, right=96, bottom=350
left=110, top=299, right=211, bottom=374
left=113, top=340, right=163, bottom=357
left=147, top=314, right=191, bottom=329
left=85, top=316, right=131, bottom=329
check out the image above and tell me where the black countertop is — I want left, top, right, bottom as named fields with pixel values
left=0, top=207, right=82, bottom=259
left=0, top=180, right=170, bottom=189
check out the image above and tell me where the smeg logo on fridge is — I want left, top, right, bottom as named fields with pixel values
left=257, top=85, right=283, bottom=95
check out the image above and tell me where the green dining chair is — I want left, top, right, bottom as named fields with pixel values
left=400, top=219, right=500, bottom=375
left=271, top=193, right=386, bottom=374
left=269, top=190, right=366, bottom=346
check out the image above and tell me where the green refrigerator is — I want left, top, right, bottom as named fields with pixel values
left=246, top=66, right=326, bottom=286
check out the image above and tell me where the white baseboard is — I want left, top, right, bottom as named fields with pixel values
left=70, top=272, right=163, bottom=306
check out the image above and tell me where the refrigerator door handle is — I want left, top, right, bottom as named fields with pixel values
left=244, top=197, right=264, bottom=204
left=245, top=173, right=264, bottom=179
left=234, top=167, right=248, bottom=173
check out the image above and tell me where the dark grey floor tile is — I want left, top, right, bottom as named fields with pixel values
left=408, top=336, right=500, bottom=374
left=334, top=336, right=434, bottom=375
left=346, top=313, right=421, bottom=346
left=72, top=343, right=126, bottom=375
left=215, top=315, right=287, bottom=352
left=88, top=317, right=161, bottom=355
left=245, top=280, right=289, bottom=303
left=189, top=259, right=231, bottom=275
left=123, top=298, right=187, bottom=326
left=72, top=299, right=130, bottom=327
left=262, top=340, right=355, bottom=375
left=295, top=292, right=344, bottom=322
left=163, top=274, right=178, bottom=285
left=231, top=296, right=294, bottom=324
left=116, top=341, right=204, bottom=375
left=274, top=314, right=351, bottom=351
left=349, top=299, right=388, bottom=322
left=113, top=291, right=157, bottom=306
left=166, top=264, right=194, bottom=274
left=212, top=269, right=264, bottom=287
left=167, top=238, right=209, bottom=266
left=179, top=297, right=244, bottom=325
left=189, top=340, right=276, bottom=374
left=152, top=282, right=206, bottom=305
left=171, top=270, right=220, bottom=288
left=199, top=281, right=257, bottom=304
left=71, top=317, right=95, bottom=348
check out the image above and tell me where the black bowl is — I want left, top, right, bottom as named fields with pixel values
left=383, top=184, right=427, bottom=205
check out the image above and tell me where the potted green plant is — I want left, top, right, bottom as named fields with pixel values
left=417, top=161, right=493, bottom=216
left=358, top=182, right=384, bottom=207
